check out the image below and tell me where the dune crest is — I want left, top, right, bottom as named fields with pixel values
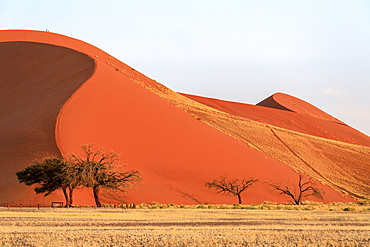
left=257, top=92, right=345, bottom=124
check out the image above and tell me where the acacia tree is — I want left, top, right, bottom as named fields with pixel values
left=69, top=144, right=141, bottom=207
left=16, top=157, right=76, bottom=207
left=205, top=176, right=258, bottom=204
left=270, top=175, right=323, bottom=205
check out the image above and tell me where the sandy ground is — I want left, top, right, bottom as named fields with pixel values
left=0, top=207, right=369, bottom=246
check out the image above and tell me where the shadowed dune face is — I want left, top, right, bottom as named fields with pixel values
left=0, top=42, right=95, bottom=205
left=0, top=30, right=368, bottom=206
left=256, top=94, right=293, bottom=112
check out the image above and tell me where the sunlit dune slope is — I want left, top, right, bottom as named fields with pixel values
left=0, top=30, right=368, bottom=206
left=179, top=94, right=370, bottom=199
left=180, top=93, right=370, bottom=147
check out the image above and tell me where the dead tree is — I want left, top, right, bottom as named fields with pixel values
left=69, top=144, right=141, bottom=207
left=206, top=176, right=258, bottom=204
left=270, top=174, right=323, bottom=205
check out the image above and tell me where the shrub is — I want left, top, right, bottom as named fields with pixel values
left=343, top=207, right=356, bottom=211
left=358, top=200, right=370, bottom=206
left=241, top=206, right=257, bottom=210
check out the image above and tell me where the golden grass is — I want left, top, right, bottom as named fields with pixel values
left=128, top=201, right=370, bottom=212
left=1, top=205, right=369, bottom=246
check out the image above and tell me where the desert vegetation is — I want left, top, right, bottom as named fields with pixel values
left=97, top=200, right=370, bottom=212
left=205, top=176, right=258, bottom=204
left=15, top=154, right=328, bottom=207
left=17, top=145, right=328, bottom=208
left=204, top=174, right=325, bottom=205
left=16, top=157, right=75, bottom=206
left=16, top=144, right=141, bottom=207
left=270, top=174, right=323, bottom=205
left=67, top=144, right=141, bottom=207
left=0, top=204, right=369, bottom=246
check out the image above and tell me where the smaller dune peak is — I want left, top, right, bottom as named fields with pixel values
left=257, top=92, right=345, bottom=124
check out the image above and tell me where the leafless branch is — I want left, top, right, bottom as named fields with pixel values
left=270, top=175, right=323, bottom=205
left=206, top=176, right=258, bottom=204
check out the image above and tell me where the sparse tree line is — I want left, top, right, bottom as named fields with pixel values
left=206, top=175, right=323, bottom=205
left=17, top=144, right=322, bottom=207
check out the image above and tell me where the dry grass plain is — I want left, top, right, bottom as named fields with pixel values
left=0, top=204, right=369, bottom=246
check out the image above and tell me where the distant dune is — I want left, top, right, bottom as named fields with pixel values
left=1, top=30, right=369, bottom=206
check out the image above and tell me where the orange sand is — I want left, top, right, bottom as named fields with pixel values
left=0, top=30, right=368, bottom=206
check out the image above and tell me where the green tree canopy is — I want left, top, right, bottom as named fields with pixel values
left=16, top=157, right=75, bottom=206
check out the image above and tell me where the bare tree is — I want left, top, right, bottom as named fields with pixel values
left=69, top=144, right=141, bottom=207
left=205, top=176, right=258, bottom=204
left=270, top=174, right=323, bottom=205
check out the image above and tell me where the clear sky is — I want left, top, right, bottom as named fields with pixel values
left=1, top=0, right=370, bottom=135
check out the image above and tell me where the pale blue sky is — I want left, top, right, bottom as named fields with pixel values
left=1, top=0, right=370, bottom=135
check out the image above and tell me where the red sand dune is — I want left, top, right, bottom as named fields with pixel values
left=181, top=93, right=370, bottom=147
left=1, top=30, right=369, bottom=206
left=257, top=93, right=344, bottom=123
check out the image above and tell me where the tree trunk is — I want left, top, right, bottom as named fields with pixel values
left=296, top=192, right=302, bottom=205
left=62, top=187, right=69, bottom=207
left=237, top=194, right=242, bottom=204
left=93, top=185, right=101, bottom=207
left=296, top=175, right=303, bottom=205
left=294, top=197, right=302, bottom=205
left=68, top=187, right=74, bottom=207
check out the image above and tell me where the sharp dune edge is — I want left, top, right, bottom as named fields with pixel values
left=1, top=30, right=369, bottom=206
